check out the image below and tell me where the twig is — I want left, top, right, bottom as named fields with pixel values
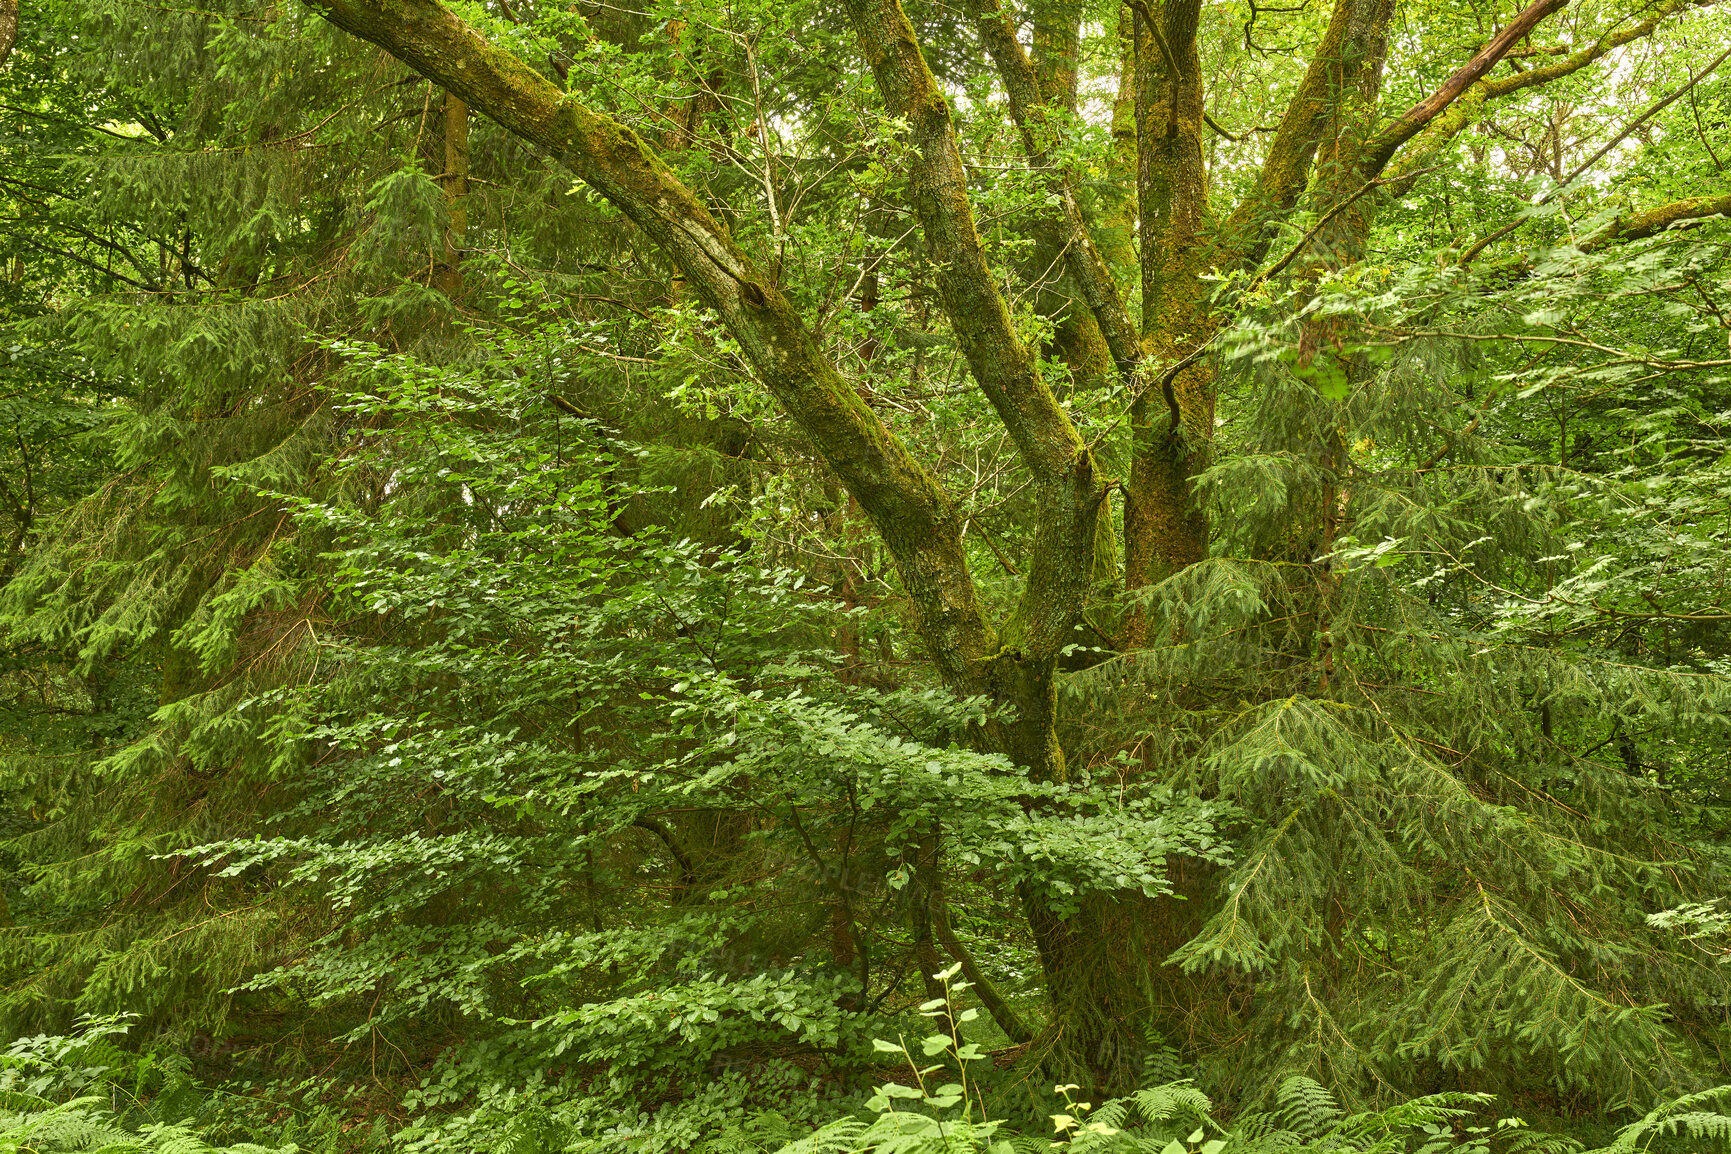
left=1245, top=166, right=1440, bottom=296
left=1461, top=41, right=1731, bottom=264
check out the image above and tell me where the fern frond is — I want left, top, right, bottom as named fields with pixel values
left=1131, top=1082, right=1214, bottom=1123
left=1502, top=1131, right=1582, bottom=1154
left=1584, top=1085, right=1731, bottom=1153
left=1273, top=1077, right=1341, bottom=1138
left=496, top=1107, right=568, bottom=1154
left=1088, top=1099, right=1130, bottom=1133
left=773, top=1116, right=872, bottom=1154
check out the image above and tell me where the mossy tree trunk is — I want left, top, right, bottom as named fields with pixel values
left=1122, top=0, right=1213, bottom=635
left=437, top=92, right=468, bottom=300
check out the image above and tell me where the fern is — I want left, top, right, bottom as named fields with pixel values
left=496, top=1108, right=570, bottom=1154
left=1130, top=1084, right=1215, bottom=1124
left=1272, top=1078, right=1342, bottom=1139
left=0, top=1108, right=299, bottom=1154
left=1500, top=1133, right=1582, bottom=1154
left=772, top=1118, right=873, bottom=1154
left=0, top=1096, right=132, bottom=1150
left=1584, top=1087, right=1731, bottom=1154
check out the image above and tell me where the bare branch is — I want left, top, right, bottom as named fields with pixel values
left=1355, top=0, right=1569, bottom=178
left=1461, top=42, right=1731, bottom=263
left=1385, top=0, right=1713, bottom=189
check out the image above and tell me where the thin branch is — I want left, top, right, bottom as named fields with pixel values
left=932, top=897, right=1034, bottom=1044
left=1357, top=0, right=1570, bottom=177
left=631, top=817, right=697, bottom=888
left=1203, top=110, right=1276, bottom=141
left=1461, top=41, right=1731, bottom=263
left=1246, top=167, right=1439, bottom=295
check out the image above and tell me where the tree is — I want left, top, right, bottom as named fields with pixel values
left=3, top=0, right=1731, bottom=1135
left=301, top=0, right=1731, bottom=1099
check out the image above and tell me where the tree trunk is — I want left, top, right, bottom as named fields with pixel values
left=438, top=92, right=469, bottom=299
left=1121, top=0, right=1213, bottom=651
left=0, top=0, right=17, bottom=68
left=309, top=0, right=1575, bottom=1099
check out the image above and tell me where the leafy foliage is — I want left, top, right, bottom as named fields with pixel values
left=1, top=0, right=1730, bottom=1145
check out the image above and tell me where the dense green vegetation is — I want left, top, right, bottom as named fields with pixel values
left=2, top=0, right=1731, bottom=1147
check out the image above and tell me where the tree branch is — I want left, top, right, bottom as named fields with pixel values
left=1247, top=166, right=1439, bottom=295
left=1354, top=0, right=1570, bottom=178
left=842, top=0, right=1106, bottom=672
left=965, top=0, right=1143, bottom=383
left=1221, top=0, right=1396, bottom=262
left=306, top=0, right=999, bottom=690
left=1204, top=110, right=1272, bottom=141
left=1480, top=0, right=1713, bottom=102
left=1461, top=42, right=1731, bottom=263
left=933, top=896, right=1035, bottom=1043
left=841, top=0, right=1092, bottom=487
left=1382, top=0, right=1717, bottom=193
left=631, top=817, right=696, bottom=890
left=1584, top=192, right=1731, bottom=246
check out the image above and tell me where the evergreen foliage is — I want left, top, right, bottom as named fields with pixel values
left=1, top=0, right=1730, bottom=1144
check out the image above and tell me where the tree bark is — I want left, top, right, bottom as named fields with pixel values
left=438, top=92, right=469, bottom=299
left=0, top=0, right=17, bottom=68
left=1120, top=0, right=1213, bottom=640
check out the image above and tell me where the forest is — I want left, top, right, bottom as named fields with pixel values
left=2, top=0, right=1731, bottom=1147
